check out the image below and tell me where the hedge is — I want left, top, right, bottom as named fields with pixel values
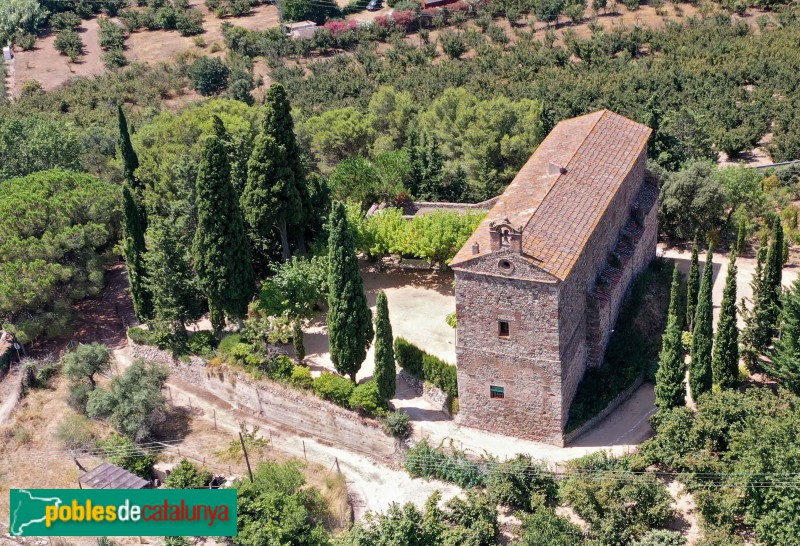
left=394, top=337, right=458, bottom=397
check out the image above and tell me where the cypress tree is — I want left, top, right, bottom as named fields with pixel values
left=736, top=216, right=747, bottom=254
left=690, top=247, right=714, bottom=400
left=263, top=83, right=310, bottom=252
left=292, top=320, right=306, bottom=362
left=118, top=105, right=141, bottom=190
left=192, top=134, right=255, bottom=335
left=741, top=250, right=769, bottom=367
left=686, top=242, right=700, bottom=331
left=122, top=185, right=153, bottom=322
left=763, top=217, right=784, bottom=333
left=655, top=265, right=686, bottom=409
left=712, top=252, right=738, bottom=389
left=767, top=278, right=800, bottom=394
left=374, top=290, right=396, bottom=401
left=327, top=201, right=374, bottom=382
left=241, top=133, right=301, bottom=261
left=146, top=216, right=203, bottom=355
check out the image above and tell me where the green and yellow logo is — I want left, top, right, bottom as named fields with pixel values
left=9, top=489, right=237, bottom=537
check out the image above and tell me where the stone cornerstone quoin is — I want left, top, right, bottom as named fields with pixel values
left=449, top=110, right=657, bottom=446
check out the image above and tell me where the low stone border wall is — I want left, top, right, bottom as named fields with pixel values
left=563, top=374, right=646, bottom=445
left=399, top=369, right=451, bottom=416
left=130, top=341, right=397, bottom=459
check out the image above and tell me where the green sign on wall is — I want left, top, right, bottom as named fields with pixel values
left=9, top=489, right=237, bottom=537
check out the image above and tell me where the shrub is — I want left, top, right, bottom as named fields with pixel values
left=175, top=8, right=203, bottom=36
left=103, top=49, right=127, bottom=69
left=51, top=11, right=82, bottom=30
left=128, top=327, right=157, bottom=346
left=186, top=330, right=216, bottom=358
left=382, top=410, right=411, bottom=438
left=55, top=414, right=95, bottom=451
left=290, top=365, right=313, bottom=389
left=633, top=530, right=686, bottom=546
left=312, top=372, right=355, bottom=407
left=163, top=458, right=213, bottom=488
left=445, top=312, right=457, bottom=328
left=439, top=30, right=468, bottom=59
left=15, top=31, right=36, bottom=50
left=519, top=507, right=585, bottom=545
left=54, top=28, right=84, bottom=61
left=404, top=438, right=485, bottom=488
left=217, top=333, right=243, bottom=358
left=266, top=354, right=294, bottom=381
left=68, top=382, right=92, bottom=413
left=189, top=56, right=230, bottom=95
left=394, top=337, right=424, bottom=376
left=97, top=434, right=155, bottom=479
left=422, top=353, right=458, bottom=397
left=485, top=454, right=558, bottom=510
left=98, top=17, right=125, bottom=50
left=348, top=380, right=386, bottom=415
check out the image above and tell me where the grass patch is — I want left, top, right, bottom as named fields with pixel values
left=566, top=259, right=673, bottom=432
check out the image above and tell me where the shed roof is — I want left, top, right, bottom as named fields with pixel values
left=79, top=462, right=150, bottom=489
left=450, top=110, right=651, bottom=279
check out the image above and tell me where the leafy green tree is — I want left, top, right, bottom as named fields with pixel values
left=86, top=360, right=169, bottom=441
left=280, top=0, right=338, bottom=24
left=122, top=184, right=153, bottom=322
left=534, top=0, right=565, bottom=23
left=192, top=129, right=255, bottom=334
left=367, top=86, right=416, bottom=154
left=62, top=343, right=112, bottom=389
left=97, top=434, right=155, bottom=479
left=241, top=133, right=300, bottom=261
left=633, top=530, right=686, bottom=546
left=257, top=255, right=328, bottom=320
left=54, top=28, right=84, bottom=61
left=713, top=167, right=766, bottom=222
left=327, top=202, right=374, bottom=382
left=235, top=461, right=330, bottom=546
left=766, top=278, right=800, bottom=393
left=439, top=30, right=468, bottom=60
left=189, top=56, right=230, bottom=96
left=0, top=115, right=82, bottom=182
left=485, top=454, right=558, bottom=510
left=0, top=0, right=47, bottom=43
left=659, top=161, right=725, bottom=240
left=686, top=242, right=700, bottom=331
left=299, top=107, right=374, bottom=169
left=373, top=290, right=396, bottom=402
left=655, top=266, right=686, bottom=409
left=690, top=247, right=714, bottom=400
left=712, top=253, right=738, bottom=389
left=163, top=459, right=213, bottom=488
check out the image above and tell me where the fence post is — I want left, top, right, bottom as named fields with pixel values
left=213, top=409, right=217, bottom=431
left=303, top=440, right=307, bottom=461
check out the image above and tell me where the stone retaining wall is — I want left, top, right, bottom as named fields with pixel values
left=398, top=369, right=450, bottom=416
left=130, top=342, right=398, bottom=459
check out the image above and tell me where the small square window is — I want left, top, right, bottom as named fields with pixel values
left=490, top=386, right=505, bottom=399
left=498, top=320, right=510, bottom=338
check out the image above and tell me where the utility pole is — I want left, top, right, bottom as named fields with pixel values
left=239, top=431, right=254, bottom=482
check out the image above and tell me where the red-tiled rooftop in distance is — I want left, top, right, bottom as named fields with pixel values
left=450, top=110, right=651, bottom=280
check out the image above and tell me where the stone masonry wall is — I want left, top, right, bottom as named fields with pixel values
left=557, top=150, right=649, bottom=420
left=454, top=270, right=564, bottom=445
left=129, top=342, right=397, bottom=459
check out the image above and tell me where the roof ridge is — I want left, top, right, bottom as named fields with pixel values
left=519, top=110, right=607, bottom=252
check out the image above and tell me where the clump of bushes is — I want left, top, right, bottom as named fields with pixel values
left=189, top=56, right=230, bottom=96
left=394, top=338, right=458, bottom=397
left=382, top=410, right=411, bottom=438
left=186, top=330, right=217, bottom=358
left=312, top=372, right=355, bottom=407
left=348, top=380, right=386, bottom=415
left=405, top=438, right=485, bottom=488
left=290, top=365, right=313, bottom=389
left=485, top=454, right=558, bottom=510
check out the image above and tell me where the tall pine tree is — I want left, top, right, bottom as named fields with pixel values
left=690, top=247, right=714, bottom=400
left=655, top=265, right=686, bottom=409
left=712, top=252, right=738, bottom=389
left=327, top=202, right=374, bottom=382
left=686, top=242, right=700, bottom=331
left=241, top=133, right=301, bottom=261
left=122, top=185, right=153, bottom=322
left=192, top=133, right=255, bottom=335
left=263, top=83, right=309, bottom=252
left=767, top=278, right=800, bottom=394
left=373, top=290, right=396, bottom=401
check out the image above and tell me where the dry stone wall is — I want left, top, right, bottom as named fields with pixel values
left=129, top=342, right=397, bottom=459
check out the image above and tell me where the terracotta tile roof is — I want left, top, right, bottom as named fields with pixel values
left=450, top=110, right=651, bottom=280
